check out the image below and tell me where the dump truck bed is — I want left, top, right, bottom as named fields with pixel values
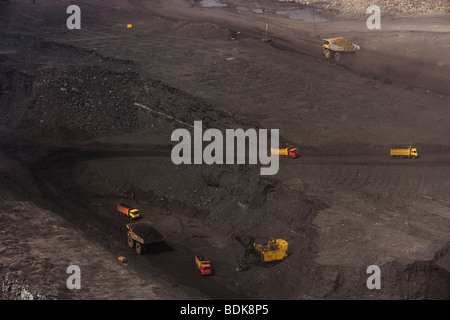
left=271, top=148, right=289, bottom=156
left=391, top=149, right=410, bottom=155
left=127, top=221, right=166, bottom=244
left=195, top=255, right=210, bottom=264
left=323, top=37, right=360, bottom=52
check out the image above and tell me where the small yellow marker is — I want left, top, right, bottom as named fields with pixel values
left=118, top=256, right=127, bottom=263
left=127, top=24, right=133, bottom=29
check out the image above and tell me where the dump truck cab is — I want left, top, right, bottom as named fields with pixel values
left=323, top=39, right=332, bottom=49
left=199, top=264, right=212, bottom=275
left=128, top=208, right=140, bottom=219
left=410, top=148, right=419, bottom=157
left=287, top=147, right=300, bottom=158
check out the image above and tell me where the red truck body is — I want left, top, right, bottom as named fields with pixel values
left=288, top=148, right=300, bottom=158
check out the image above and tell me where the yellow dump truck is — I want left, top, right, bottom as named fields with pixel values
left=323, top=37, right=360, bottom=62
left=390, top=146, right=419, bottom=159
left=126, top=221, right=166, bottom=254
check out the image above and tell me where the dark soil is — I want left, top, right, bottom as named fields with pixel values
left=0, top=0, right=449, bottom=300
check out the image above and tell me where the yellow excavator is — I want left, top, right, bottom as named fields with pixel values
left=231, top=233, right=288, bottom=271
left=254, top=237, right=289, bottom=262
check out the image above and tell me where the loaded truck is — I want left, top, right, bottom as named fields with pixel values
left=117, top=203, right=141, bottom=219
left=323, top=37, right=360, bottom=62
left=126, top=221, right=166, bottom=254
left=195, top=255, right=213, bottom=276
left=390, top=146, right=419, bottom=159
left=271, top=146, right=300, bottom=159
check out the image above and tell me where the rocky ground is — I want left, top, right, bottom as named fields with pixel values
left=271, top=0, right=450, bottom=16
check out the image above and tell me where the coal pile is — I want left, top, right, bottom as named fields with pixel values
left=0, top=35, right=260, bottom=142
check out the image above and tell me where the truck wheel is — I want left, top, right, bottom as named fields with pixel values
left=136, top=242, right=143, bottom=254
left=128, top=236, right=135, bottom=248
left=334, top=52, right=341, bottom=62
left=324, top=49, right=332, bottom=59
